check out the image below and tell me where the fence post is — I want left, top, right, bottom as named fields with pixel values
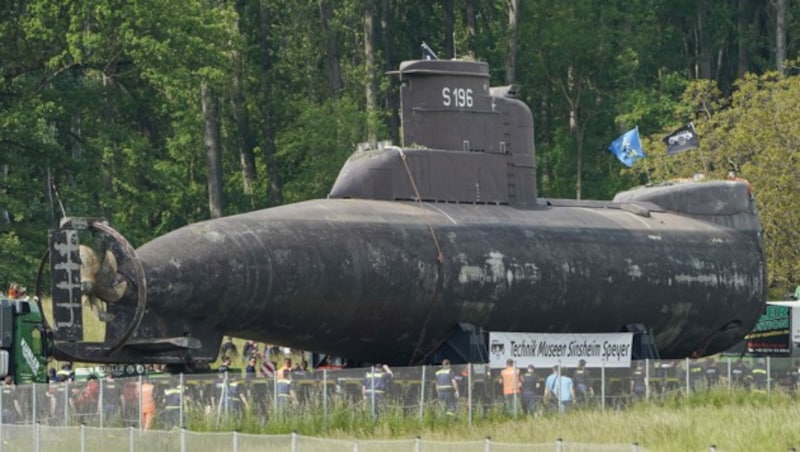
left=99, top=377, right=105, bottom=428
left=291, top=431, right=298, bottom=452
left=233, top=430, right=238, bottom=452
left=273, top=370, right=278, bottom=421
left=467, top=363, right=473, bottom=428
left=631, top=442, right=639, bottom=452
left=645, top=359, right=650, bottom=401
left=0, top=383, right=3, bottom=452
left=181, top=428, right=187, bottom=452
left=556, top=437, right=564, bottom=452
left=415, top=436, right=421, bottom=452
left=129, top=425, right=135, bottom=452
left=418, top=365, right=425, bottom=421
left=600, top=359, right=606, bottom=412
left=514, top=361, right=519, bottom=419
left=34, top=422, right=40, bottom=452
left=727, top=358, right=732, bottom=391
left=484, top=436, right=491, bottom=452
left=322, top=369, right=328, bottom=424
left=64, top=380, right=70, bottom=426
left=685, top=358, right=690, bottom=395
left=369, top=366, right=376, bottom=421
left=217, top=372, right=228, bottom=426
left=767, top=356, right=772, bottom=393
left=80, top=424, right=86, bottom=452
left=353, top=439, right=358, bottom=452
left=31, top=383, right=36, bottom=425
left=179, top=373, right=185, bottom=430
left=138, top=375, right=143, bottom=430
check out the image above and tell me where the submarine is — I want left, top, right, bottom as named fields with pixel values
left=45, top=57, right=766, bottom=367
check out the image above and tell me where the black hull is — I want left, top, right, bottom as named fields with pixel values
left=132, top=189, right=765, bottom=365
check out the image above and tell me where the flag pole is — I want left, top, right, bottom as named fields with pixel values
left=634, top=127, right=651, bottom=184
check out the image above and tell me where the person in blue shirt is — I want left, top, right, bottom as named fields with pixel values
left=544, top=365, right=575, bottom=413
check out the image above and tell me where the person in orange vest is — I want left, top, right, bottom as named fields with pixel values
left=498, top=358, right=522, bottom=414
left=136, top=376, right=156, bottom=430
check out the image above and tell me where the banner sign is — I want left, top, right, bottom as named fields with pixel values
left=488, top=332, right=634, bottom=368
left=744, top=304, right=793, bottom=356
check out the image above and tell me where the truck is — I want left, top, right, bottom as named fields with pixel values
left=741, top=286, right=800, bottom=357
left=0, top=296, right=50, bottom=383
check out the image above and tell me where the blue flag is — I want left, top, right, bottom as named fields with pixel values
left=608, top=127, right=645, bottom=167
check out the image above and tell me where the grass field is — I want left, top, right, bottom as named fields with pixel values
left=402, top=392, right=800, bottom=451
left=172, top=389, right=800, bottom=452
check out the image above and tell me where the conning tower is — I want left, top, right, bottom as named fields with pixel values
left=330, top=59, right=537, bottom=207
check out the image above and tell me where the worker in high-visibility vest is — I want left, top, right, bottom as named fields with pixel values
left=435, top=359, right=459, bottom=415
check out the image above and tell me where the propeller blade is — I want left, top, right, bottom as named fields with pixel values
left=95, top=249, right=128, bottom=302
left=79, top=245, right=100, bottom=289
left=82, top=293, right=116, bottom=322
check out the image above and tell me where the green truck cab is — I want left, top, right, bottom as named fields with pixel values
left=0, top=297, right=51, bottom=383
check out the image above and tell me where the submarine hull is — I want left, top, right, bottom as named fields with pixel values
left=48, top=57, right=766, bottom=366
left=131, top=182, right=765, bottom=365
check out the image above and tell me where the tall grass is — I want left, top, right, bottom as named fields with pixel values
left=176, top=389, right=800, bottom=451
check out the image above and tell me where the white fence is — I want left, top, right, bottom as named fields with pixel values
left=0, top=426, right=645, bottom=452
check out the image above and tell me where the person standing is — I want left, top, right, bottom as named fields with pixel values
left=220, top=337, right=238, bottom=359
left=688, top=359, right=705, bottom=390
left=245, top=356, right=258, bottom=381
left=751, top=358, right=768, bottom=391
left=276, top=369, right=298, bottom=409
left=102, top=374, right=122, bottom=425
left=573, top=359, right=592, bottom=405
left=70, top=374, right=100, bottom=416
left=1, top=376, right=22, bottom=424
left=704, top=357, right=720, bottom=387
left=499, top=359, right=522, bottom=414
left=630, top=361, right=647, bottom=400
left=291, top=360, right=314, bottom=406
left=226, top=374, right=248, bottom=416
left=363, top=363, right=393, bottom=419
left=520, top=365, right=538, bottom=415
left=137, top=376, right=156, bottom=430
left=731, top=359, right=749, bottom=389
left=162, top=382, right=186, bottom=429
left=544, top=365, right=575, bottom=413
left=218, top=355, right=232, bottom=374
left=242, top=340, right=258, bottom=362
left=434, top=359, right=459, bottom=415
left=790, top=360, right=800, bottom=393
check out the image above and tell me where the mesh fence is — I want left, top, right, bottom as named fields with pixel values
left=1, top=356, right=796, bottom=450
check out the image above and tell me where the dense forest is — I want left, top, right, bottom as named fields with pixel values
left=1, top=0, right=798, bottom=295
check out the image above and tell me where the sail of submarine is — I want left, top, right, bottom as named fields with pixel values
left=134, top=58, right=766, bottom=366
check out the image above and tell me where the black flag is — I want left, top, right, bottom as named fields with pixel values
left=662, top=123, right=699, bottom=155
left=421, top=42, right=438, bottom=60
